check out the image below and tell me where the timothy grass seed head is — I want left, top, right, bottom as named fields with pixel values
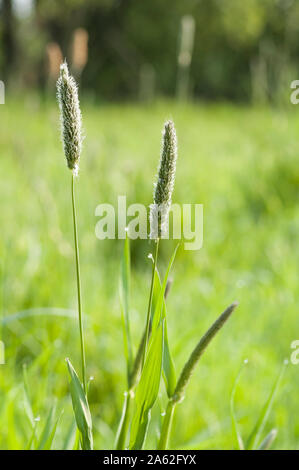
left=56, top=61, right=82, bottom=176
left=150, top=120, right=178, bottom=239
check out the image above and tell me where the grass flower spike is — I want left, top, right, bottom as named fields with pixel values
left=57, top=61, right=82, bottom=176
left=57, top=61, right=92, bottom=449
left=150, top=120, right=178, bottom=239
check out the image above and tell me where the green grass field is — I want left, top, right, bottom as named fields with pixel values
left=0, top=97, right=299, bottom=449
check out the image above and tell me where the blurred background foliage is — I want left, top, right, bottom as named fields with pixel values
left=1, top=0, right=299, bottom=102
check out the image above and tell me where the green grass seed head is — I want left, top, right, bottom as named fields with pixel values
left=150, top=120, right=178, bottom=239
left=56, top=61, right=82, bottom=176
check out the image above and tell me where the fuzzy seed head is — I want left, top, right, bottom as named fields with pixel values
left=150, top=120, right=178, bottom=239
left=56, top=61, right=82, bottom=175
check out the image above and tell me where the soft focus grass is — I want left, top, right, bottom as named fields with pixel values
left=0, top=96, right=298, bottom=449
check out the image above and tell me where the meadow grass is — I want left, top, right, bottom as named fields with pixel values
left=0, top=97, right=298, bottom=449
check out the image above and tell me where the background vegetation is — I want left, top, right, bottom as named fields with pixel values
left=2, top=0, right=299, bottom=102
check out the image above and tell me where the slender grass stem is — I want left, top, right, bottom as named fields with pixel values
left=157, top=400, right=176, bottom=450
left=71, top=174, right=87, bottom=394
left=141, top=238, right=160, bottom=368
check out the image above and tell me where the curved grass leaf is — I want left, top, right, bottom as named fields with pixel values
left=230, top=360, right=248, bottom=450
left=1, top=308, right=77, bottom=325
left=129, top=320, right=164, bottom=450
left=37, top=405, right=62, bottom=450
left=22, top=364, right=34, bottom=428
left=26, top=420, right=39, bottom=450
left=152, top=267, right=176, bottom=398
left=258, top=428, right=278, bottom=450
left=151, top=244, right=179, bottom=334
left=66, top=358, right=93, bottom=450
left=246, top=361, right=287, bottom=450
left=62, top=420, right=77, bottom=450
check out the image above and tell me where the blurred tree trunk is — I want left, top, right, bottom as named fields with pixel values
left=2, top=0, right=16, bottom=83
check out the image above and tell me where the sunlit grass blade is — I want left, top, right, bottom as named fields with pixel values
left=66, top=358, right=93, bottom=450
left=37, top=405, right=62, bottom=450
left=22, top=364, right=34, bottom=428
left=62, top=420, right=77, bottom=450
left=151, top=243, right=179, bottom=334
left=130, top=320, right=164, bottom=450
left=258, top=428, right=278, bottom=450
left=119, top=233, right=133, bottom=384
left=162, top=324, right=176, bottom=398
left=73, top=429, right=81, bottom=450
left=26, top=420, right=39, bottom=450
left=246, top=360, right=287, bottom=450
left=230, top=359, right=248, bottom=450
left=152, top=267, right=176, bottom=398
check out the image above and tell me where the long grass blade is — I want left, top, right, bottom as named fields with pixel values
left=246, top=360, right=287, bottom=450
left=230, top=359, right=248, bottom=450
left=129, top=320, right=164, bottom=449
left=151, top=244, right=179, bottom=335
left=66, top=358, right=93, bottom=450
left=62, top=420, right=77, bottom=450
left=22, top=364, right=34, bottom=428
left=258, top=428, right=278, bottom=450
left=37, top=405, right=62, bottom=450
left=152, top=267, right=176, bottom=398
left=26, top=420, right=39, bottom=450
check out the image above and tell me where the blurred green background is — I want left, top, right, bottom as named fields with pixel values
left=0, top=0, right=299, bottom=450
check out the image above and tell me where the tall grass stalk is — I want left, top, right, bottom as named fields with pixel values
left=142, top=119, right=177, bottom=368
left=116, top=121, right=177, bottom=449
left=71, top=174, right=87, bottom=393
left=57, top=62, right=93, bottom=450
left=57, top=61, right=87, bottom=394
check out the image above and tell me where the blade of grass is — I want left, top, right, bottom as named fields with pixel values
left=151, top=244, right=179, bottom=335
left=130, top=320, right=164, bottom=450
left=26, top=419, right=39, bottom=450
left=141, top=239, right=160, bottom=368
left=73, top=429, right=81, bottom=450
left=22, top=363, right=34, bottom=428
left=246, top=360, right=287, bottom=450
left=258, top=428, right=278, bottom=450
left=152, top=266, right=176, bottom=398
left=66, top=358, right=93, bottom=450
left=230, top=359, right=248, bottom=450
left=62, top=420, right=77, bottom=450
left=37, top=405, right=62, bottom=450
